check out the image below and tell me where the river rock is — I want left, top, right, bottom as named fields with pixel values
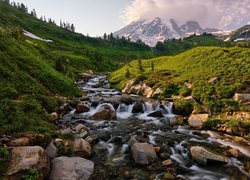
left=131, top=143, right=158, bottom=165
left=6, top=146, right=49, bottom=178
left=168, top=115, right=183, bottom=126
left=46, top=141, right=58, bottom=158
left=92, top=108, right=116, bottom=120
left=50, top=156, right=94, bottom=180
left=75, top=124, right=87, bottom=134
left=73, top=138, right=91, bottom=158
left=190, top=146, right=228, bottom=165
left=9, top=137, right=30, bottom=146
left=60, top=127, right=73, bottom=135
left=162, top=159, right=173, bottom=166
left=188, top=114, right=209, bottom=129
left=50, top=112, right=58, bottom=121
left=148, top=111, right=163, bottom=118
left=132, top=102, right=144, bottom=113
left=120, top=94, right=132, bottom=105
left=76, top=103, right=90, bottom=113
left=233, top=93, right=250, bottom=102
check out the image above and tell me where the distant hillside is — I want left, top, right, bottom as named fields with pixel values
left=153, top=33, right=231, bottom=56
left=227, top=25, right=250, bottom=43
left=110, top=47, right=250, bottom=113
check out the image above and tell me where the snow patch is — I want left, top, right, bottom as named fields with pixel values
left=23, top=30, right=53, bottom=42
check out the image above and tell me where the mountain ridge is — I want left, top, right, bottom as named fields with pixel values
left=114, top=17, right=221, bottom=46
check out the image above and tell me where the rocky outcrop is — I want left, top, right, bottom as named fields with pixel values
left=148, top=111, right=163, bottom=118
left=131, top=143, right=158, bottom=165
left=73, top=138, right=91, bottom=158
left=6, top=146, right=49, bottom=178
left=190, top=146, right=228, bottom=165
left=122, top=81, right=163, bottom=98
left=188, top=114, right=209, bottom=129
left=233, top=93, right=250, bottom=102
left=50, top=156, right=94, bottom=180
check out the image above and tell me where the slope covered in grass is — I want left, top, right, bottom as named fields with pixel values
left=110, top=47, right=250, bottom=113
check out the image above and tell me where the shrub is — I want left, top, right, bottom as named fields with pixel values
left=173, top=99, right=194, bottom=116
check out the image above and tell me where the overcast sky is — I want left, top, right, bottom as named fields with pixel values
left=15, top=0, right=250, bottom=36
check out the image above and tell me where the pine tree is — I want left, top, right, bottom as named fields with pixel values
left=103, top=33, right=107, bottom=40
left=125, top=68, right=131, bottom=79
left=137, top=56, right=143, bottom=74
left=70, top=24, right=75, bottom=32
left=60, top=20, right=63, bottom=27
left=151, top=61, right=154, bottom=72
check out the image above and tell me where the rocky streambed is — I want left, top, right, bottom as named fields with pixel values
left=2, top=74, right=250, bottom=180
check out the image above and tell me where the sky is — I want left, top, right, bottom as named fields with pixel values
left=14, top=0, right=250, bottom=36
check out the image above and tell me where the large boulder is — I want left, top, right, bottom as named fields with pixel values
left=120, top=94, right=133, bottom=105
left=73, top=139, right=91, bottom=158
left=76, top=103, right=90, bottom=113
left=148, top=111, right=163, bottom=118
left=6, top=146, right=49, bottom=178
left=132, top=102, right=144, bottom=113
left=233, top=93, right=250, bottom=102
left=131, top=143, right=158, bottom=165
left=190, top=146, right=228, bottom=165
left=50, top=156, right=94, bottom=180
left=188, top=114, right=209, bottom=129
left=91, top=105, right=116, bottom=120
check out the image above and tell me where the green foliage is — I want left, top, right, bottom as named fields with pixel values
left=179, top=86, right=191, bottom=96
left=0, top=147, right=10, bottom=163
left=22, top=168, right=41, bottom=180
left=203, top=119, right=222, bottom=129
left=173, top=99, right=194, bottom=116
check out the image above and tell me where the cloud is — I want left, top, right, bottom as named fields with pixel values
left=122, top=0, right=250, bottom=29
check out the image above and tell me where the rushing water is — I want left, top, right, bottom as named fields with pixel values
left=61, top=75, right=250, bottom=180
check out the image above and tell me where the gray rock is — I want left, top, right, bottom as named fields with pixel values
left=75, top=124, right=87, bottom=134
left=50, top=156, right=94, bottom=180
left=131, top=143, right=158, bottom=165
left=46, top=141, right=58, bottom=158
left=190, top=146, right=229, bottom=165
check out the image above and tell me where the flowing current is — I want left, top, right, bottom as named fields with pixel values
left=61, top=75, right=250, bottom=180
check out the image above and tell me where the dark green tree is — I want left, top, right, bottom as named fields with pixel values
left=125, top=68, right=131, bottom=79
left=151, top=61, right=154, bottom=72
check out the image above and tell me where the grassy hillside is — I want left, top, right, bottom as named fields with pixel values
left=154, top=33, right=232, bottom=56
left=0, top=1, right=154, bottom=74
left=110, top=47, right=250, bottom=113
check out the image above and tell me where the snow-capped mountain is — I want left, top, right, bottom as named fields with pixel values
left=114, top=17, right=219, bottom=46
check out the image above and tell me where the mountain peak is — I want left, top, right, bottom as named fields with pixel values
left=114, top=18, right=218, bottom=46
